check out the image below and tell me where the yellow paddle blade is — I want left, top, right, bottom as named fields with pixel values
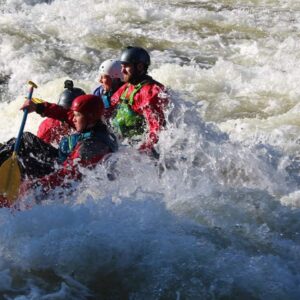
left=25, top=97, right=44, bottom=104
left=0, top=152, right=22, bottom=204
left=32, top=97, right=44, bottom=104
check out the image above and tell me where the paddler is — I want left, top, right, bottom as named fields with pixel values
left=0, top=94, right=118, bottom=206
left=93, top=59, right=124, bottom=112
left=107, top=46, right=170, bottom=157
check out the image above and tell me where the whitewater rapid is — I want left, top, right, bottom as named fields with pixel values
left=0, top=0, right=300, bottom=299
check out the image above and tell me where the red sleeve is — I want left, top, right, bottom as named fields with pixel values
left=39, top=102, right=75, bottom=128
left=31, top=151, right=81, bottom=193
left=139, top=106, right=160, bottom=150
left=18, top=155, right=81, bottom=200
left=29, top=140, right=111, bottom=193
left=138, top=84, right=169, bottom=151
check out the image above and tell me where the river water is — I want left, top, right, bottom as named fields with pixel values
left=0, top=0, right=300, bottom=299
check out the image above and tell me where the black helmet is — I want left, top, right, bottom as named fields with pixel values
left=57, top=80, right=86, bottom=109
left=120, top=46, right=151, bottom=66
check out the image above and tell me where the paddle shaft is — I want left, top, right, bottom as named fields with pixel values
left=13, top=84, right=35, bottom=153
left=0, top=81, right=37, bottom=205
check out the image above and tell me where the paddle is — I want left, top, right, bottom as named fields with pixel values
left=0, top=81, right=38, bottom=206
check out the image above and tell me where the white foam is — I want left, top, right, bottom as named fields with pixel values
left=1, top=0, right=300, bottom=298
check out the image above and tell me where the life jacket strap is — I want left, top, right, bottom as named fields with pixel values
left=120, top=80, right=150, bottom=105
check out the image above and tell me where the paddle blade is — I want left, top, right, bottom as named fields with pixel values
left=0, top=152, right=21, bottom=205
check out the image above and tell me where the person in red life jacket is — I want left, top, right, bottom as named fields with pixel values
left=22, top=94, right=118, bottom=194
left=37, top=80, right=85, bottom=146
left=109, top=46, right=169, bottom=156
left=93, top=59, right=124, bottom=114
left=0, top=95, right=118, bottom=206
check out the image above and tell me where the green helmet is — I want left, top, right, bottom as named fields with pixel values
left=57, top=80, right=86, bottom=109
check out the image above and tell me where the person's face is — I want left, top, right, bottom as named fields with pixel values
left=99, top=74, right=113, bottom=92
left=122, top=62, right=147, bottom=83
left=121, top=63, right=135, bottom=83
left=73, top=111, right=88, bottom=132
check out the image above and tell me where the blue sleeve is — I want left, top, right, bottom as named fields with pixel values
left=93, top=86, right=111, bottom=109
left=93, top=86, right=103, bottom=97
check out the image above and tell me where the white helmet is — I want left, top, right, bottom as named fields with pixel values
left=98, top=59, right=123, bottom=80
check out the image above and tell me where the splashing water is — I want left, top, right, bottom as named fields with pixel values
left=0, top=0, right=300, bottom=299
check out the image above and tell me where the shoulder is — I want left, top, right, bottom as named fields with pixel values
left=142, top=76, right=165, bottom=93
left=93, top=85, right=104, bottom=96
left=39, top=117, right=60, bottom=128
left=144, top=75, right=164, bottom=87
left=140, top=79, right=165, bottom=100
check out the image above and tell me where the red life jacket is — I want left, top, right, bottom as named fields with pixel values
left=110, top=76, right=169, bottom=150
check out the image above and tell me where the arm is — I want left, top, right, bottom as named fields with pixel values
left=21, top=99, right=75, bottom=128
left=25, top=139, right=111, bottom=193
left=19, top=149, right=81, bottom=199
left=24, top=145, right=83, bottom=194
left=139, top=105, right=161, bottom=151
left=139, top=85, right=169, bottom=152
